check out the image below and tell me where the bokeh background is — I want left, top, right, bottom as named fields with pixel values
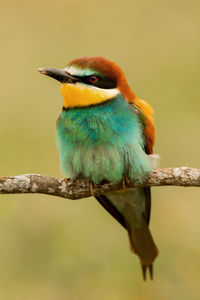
left=0, top=0, right=200, bottom=299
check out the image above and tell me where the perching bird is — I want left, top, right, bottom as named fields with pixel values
left=38, top=57, right=159, bottom=280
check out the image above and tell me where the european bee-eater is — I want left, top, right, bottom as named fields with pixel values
left=38, top=57, right=159, bottom=280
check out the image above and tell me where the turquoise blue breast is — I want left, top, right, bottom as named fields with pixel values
left=56, top=94, right=153, bottom=183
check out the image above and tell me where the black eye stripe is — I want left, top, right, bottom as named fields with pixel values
left=71, top=75, right=117, bottom=89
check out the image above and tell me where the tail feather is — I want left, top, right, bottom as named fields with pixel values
left=96, top=187, right=159, bottom=280
left=126, top=217, right=158, bottom=280
left=142, top=264, right=153, bottom=281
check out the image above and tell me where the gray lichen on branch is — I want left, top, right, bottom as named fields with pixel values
left=0, top=167, right=200, bottom=200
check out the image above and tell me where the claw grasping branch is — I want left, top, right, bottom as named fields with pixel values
left=0, top=167, right=199, bottom=200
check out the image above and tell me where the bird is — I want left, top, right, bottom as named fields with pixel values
left=38, top=56, right=159, bottom=280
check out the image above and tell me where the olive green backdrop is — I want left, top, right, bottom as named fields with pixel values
left=0, top=0, right=200, bottom=299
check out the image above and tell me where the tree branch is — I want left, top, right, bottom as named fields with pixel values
left=0, top=167, right=199, bottom=200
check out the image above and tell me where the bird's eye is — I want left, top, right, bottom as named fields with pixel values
left=89, top=75, right=98, bottom=83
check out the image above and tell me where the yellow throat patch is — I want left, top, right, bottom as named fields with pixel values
left=60, top=83, right=120, bottom=108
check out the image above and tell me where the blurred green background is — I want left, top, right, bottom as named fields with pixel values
left=0, top=0, right=200, bottom=299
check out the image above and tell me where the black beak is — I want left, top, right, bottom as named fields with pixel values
left=38, top=68, right=78, bottom=84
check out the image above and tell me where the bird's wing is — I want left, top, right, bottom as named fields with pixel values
left=95, top=194, right=126, bottom=229
left=96, top=97, right=155, bottom=227
left=130, top=97, right=155, bottom=155
left=130, top=97, right=155, bottom=225
left=95, top=96, right=158, bottom=277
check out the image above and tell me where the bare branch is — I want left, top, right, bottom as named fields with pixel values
left=0, top=167, right=199, bottom=200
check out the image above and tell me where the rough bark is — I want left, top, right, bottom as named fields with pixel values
left=0, top=167, right=199, bottom=200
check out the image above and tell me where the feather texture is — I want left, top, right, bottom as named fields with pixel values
left=56, top=94, right=155, bottom=184
left=56, top=93, right=158, bottom=278
left=51, top=56, right=159, bottom=279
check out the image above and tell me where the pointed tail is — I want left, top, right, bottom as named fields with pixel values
left=96, top=187, right=159, bottom=280
left=126, top=216, right=158, bottom=280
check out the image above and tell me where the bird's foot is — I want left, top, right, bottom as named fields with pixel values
left=121, top=177, right=126, bottom=189
left=121, top=176, right=131, bottom=190
left=89, top=181, right=94, bottom=196
left=125, top=176, right=131, bottom=185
